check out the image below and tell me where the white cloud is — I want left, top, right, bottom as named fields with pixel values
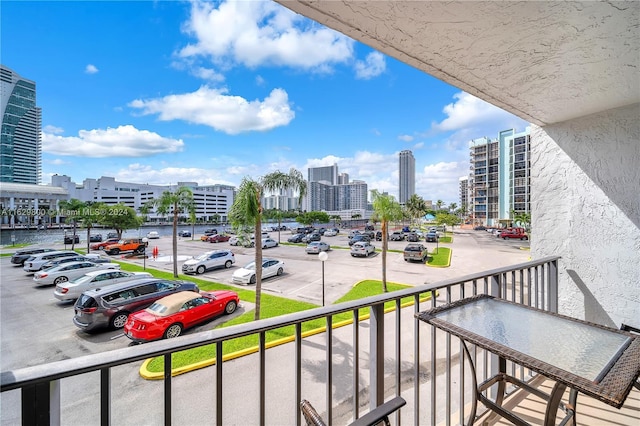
left=42, top=125, right=184, bottom=158
left=178, top=0, right=353, bottom=71
left=47, top=158, right=67, bottom=165
left=255, top=75, right=265, bottom=86
left=129, top=86, right=295, bottom=134
left=43, top=125, right=64, bottom=134
left=85, top=64, right=99, bottom=74
left=398, top=134, right=414, bottom=142
left=354, top=52, right=386, bottom=79
left=191, top=66, right=225, bottom=82
left=413, top=142, right=424, bottom=150
left=432, top=92, right=529, bottom=133
left=416, top=161, right=469, bottom=203
left=115, top=163, right=236, bottom=187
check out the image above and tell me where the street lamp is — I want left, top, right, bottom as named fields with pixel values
left=318, top=251, right=328, bottom=307
left=142, top=237, right=149, bottom=270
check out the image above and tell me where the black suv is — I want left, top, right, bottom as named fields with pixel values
left=10, top=248, right=57, bottom=266
left=302, top=233, right=321, bottom=243
left=73, top=278, right=199, bottom=331
left=287, top=233, right=305, bottom=243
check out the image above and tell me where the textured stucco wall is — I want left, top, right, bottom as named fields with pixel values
left=531, top=103, right=640, bottom=327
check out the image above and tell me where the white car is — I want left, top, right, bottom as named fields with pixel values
left=231, top=259, right=285, bottom=285
left=261, top=238, right=279, bottom=249
left=181, top=250, right=235, bottom=275
left=229, top=236, right=240, bottom=246
left=23, top=251, right=82, bottom=273
left=350, top=241, right=376, bottom=257
left=33, top=261, right=120, bottom=286
left=323, top=229, right=337, bottom=237
left=54, top=270, right=153, bottom=301
left=147, top=231, right=160, bottom=239
left=305, top=241, right=330, bottom=254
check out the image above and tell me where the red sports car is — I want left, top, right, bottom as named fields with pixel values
left=90, top=237, right=120, bottom=250
left=123, top=290, right=239, bottom=342
left=208, top=234, right=231, bottom=243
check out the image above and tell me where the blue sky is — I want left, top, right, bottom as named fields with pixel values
left=3, top=0, right=528, bottom=204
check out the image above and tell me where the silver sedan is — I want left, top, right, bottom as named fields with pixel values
left=305, top=241, right=330, bottom=254
left=33, top=261, right=120, bottom=286
left=53, top=269, right=153, bottom=301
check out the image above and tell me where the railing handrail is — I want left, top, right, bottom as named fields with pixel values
left=1, top=256, right=560, bottom=392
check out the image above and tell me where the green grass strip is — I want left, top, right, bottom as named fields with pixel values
left=427, top=247, right=451, bottom=267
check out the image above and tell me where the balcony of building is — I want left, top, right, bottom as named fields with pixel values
left=2, top=256, right=638, bottom=425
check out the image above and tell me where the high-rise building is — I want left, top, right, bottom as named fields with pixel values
left=337, top=172, right=349, bottom=185
left=468, top=128, right=531, bottom=226
left=1, top=65, right=42, bottom=184
left=459, top=177, right=469, bottom=216
left=308, top=164, right=338, bottom=185
left=398, top=150, right=415, bottom=204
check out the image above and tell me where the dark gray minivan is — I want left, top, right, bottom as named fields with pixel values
left=73, top=278, right=199, bottom=331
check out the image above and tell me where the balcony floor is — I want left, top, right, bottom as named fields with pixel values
left=477, top=376, right=640, bottom=425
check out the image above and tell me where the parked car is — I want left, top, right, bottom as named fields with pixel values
left=40, top=253, right=110, bottom=270
left=106, top=232, right=118, bottom=239
left=231, top=259, right=285, bottom=285
left=104, top=238, right=148, bottom=255
left=389, top=232, right=405, bottom=241
left=33, top=261, right=120, bottom=286
left=178, top=230, right=192, bottom=237
left=473, top=225, right=487, bottom=231
left=403, top=243, right=428, bottom=262
left=89, top=234, right=102, bottom=242
left=500, top=229, right=529, bottom=240
left=323, top=229, right=338, bottom=237
left=207, top=234, right=231, bottom=243
left=64, top=235, right=80, bottom=244
left=23, top=251, right=82, bottom=273
left=181, top=250, right=235, bottom=275
left=375, top=231, right=386, bottom=241
left=405, top=233, right=420, bottom=242
left=425, top=231, right=439, bottom=242
left=91, top=237, right=120, bottom=250
left=305, top=241, right=330, bottom=254
left=73, top=278, right=200, bottom=331
left=348, top=234, right=371, bottom=246
left=203, top=228, right=218, bottom=236
left=10, top=248, right=56, bottom=266
left=229, top=236, right=241, bottom=246
left=124, top=290, right=239, bottom=343
left=287, top=233, right=305, bottom=243
left=54, top=270, right=153, bottom=301
left=350, top=241, right=376, bottom=257
left=261, top=238, right=279, bottom=249
left=146, top=231, right=160, bottom=239
left=302, top=233, right=321, bottom=243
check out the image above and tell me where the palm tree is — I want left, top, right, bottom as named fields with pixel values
left=435, top=199, right=444, bottom=211
left=229, top=168, right=306, bottom=320
left=370, top=190, right=403, bottom=293
left=145, top=187, right=195, bottom=277
left=448, top=202, right=457, bottom=213
left=59, top=199, right=85, bottom=250
left=405, top=194, right=427, bottom=227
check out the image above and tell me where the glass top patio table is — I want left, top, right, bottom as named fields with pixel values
left=416, top=295, right=640, bottom=408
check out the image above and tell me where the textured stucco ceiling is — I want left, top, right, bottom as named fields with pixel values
left=276, top=1, right=639, bottom=126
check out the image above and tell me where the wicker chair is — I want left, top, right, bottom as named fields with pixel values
left=300, top=396, right=406, bottom=426
left=621, top=323, right=640, bottom=391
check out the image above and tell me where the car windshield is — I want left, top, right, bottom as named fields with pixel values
left=194, top=253, right=210, bottom=261
left=243, top=262, right=256, bottom=270
left=406, top=246, right=421, bottom=251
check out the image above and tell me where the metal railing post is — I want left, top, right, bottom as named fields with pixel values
left=370, top=303, right=384, bottom=409
left=548, top=259, right=559, bottom=313
left=21, top=380, right=60, bottom=426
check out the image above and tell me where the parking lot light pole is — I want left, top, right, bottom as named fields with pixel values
left=142, top=237, right=149, bottom=270
left=318, top=251, right=328, bottom=306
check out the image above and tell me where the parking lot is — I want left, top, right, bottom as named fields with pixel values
left=1, top=227, right=529, bottom=373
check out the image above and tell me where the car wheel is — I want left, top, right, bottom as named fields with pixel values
left=276, top=267, right=283, bottom=276
left=503, top=237, right=508, bottom=240
left=110, top=312, right=129, bottom=330
left=263, top=245, right=267, bottom=249
left=249, top=275, right=256, bottom=284
left=164, top=323, right=183, bottom=339
left=224, top=260, right=232, bottom=268
left=111, top=248, right=120, bottom=255
left=351, top=253, right=355, bottom=257
left=225, top=300, right=237, bottom=315
left=196, top=265, right=206, bottom=275
left=53, top=276, right=68, bottom=284
left=522, top=237, right=528, bottom=240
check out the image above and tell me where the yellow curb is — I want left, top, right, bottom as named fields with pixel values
left=139, top=285, right=435, bottom=380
